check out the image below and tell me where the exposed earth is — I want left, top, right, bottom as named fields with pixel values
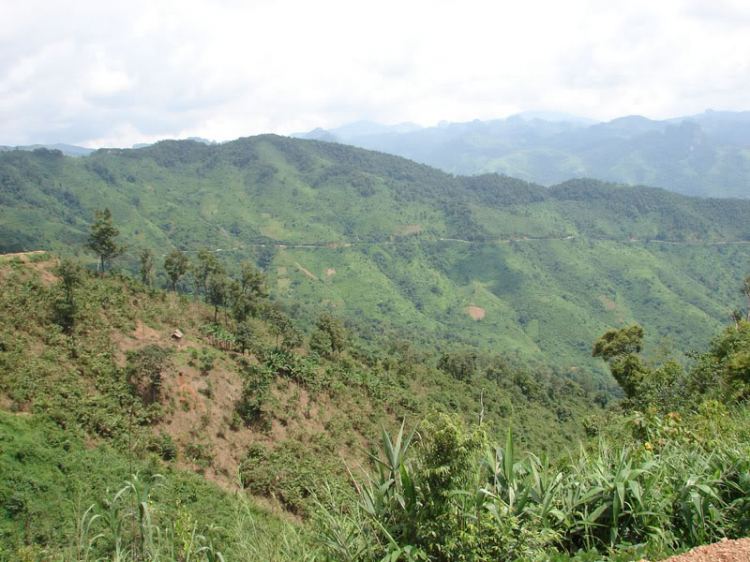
left=650, top=538, right=750, bottom=562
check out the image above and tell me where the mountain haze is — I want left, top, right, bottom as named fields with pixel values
left=295, top=110, right=750, bottom=198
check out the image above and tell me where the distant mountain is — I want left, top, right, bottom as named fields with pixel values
left=133, top=137, right=215, bottom=150
left=0, top=143, right=94, bottom=157
left=294, top=110, right=750, bottom=198
left=513, top=111, right=599, bottom=125
left=293, top=120, right=422, bottom=143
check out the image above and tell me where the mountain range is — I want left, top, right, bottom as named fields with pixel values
left=294, top=110, right=750, bottom=198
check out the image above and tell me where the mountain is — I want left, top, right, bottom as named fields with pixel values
left=295, top=110, right=750, bottom=198
left=0, top=143, right=94, bottom=157
left=2, top=136, right=750, bottom=387
left=293, top=120, right=423, bottom=142
left=514, top=110, right=599, bottom=125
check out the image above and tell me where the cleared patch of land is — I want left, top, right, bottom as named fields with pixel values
left=466, top=306, right=485, bottom=320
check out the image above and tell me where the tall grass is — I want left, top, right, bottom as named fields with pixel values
left=310, top=414, right=750, bottom=561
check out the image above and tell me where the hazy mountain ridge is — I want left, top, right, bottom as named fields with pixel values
left=294, top=110, right=750, bottom=198
left=0, top=143, right=95, bottom=157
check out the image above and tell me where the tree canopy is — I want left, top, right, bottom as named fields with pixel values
left=85, top=208, right=125, bottom=275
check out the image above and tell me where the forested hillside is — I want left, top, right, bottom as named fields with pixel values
left=2, top=138, right=750, bottom=385
left=3, top=253, right=750, bottom=562
left=0, top=253, right=599, bottom=556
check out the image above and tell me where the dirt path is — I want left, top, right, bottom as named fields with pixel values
left=169, top=236, right=750, bottom=254
left=648, top=538, right=750, bottom=562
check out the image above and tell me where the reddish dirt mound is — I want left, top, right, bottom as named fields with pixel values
left=599, top=295, right=617, bottom=310
left=326, top=268, right=336, bottom=277
left=399, top=225, right=422, bottom=235
left=647, top=538, right=750, bottom=562
left=466, top=306, right=485, bottom=320
left=133, top=319, right=161, bottom=341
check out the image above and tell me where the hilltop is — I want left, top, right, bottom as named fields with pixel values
left=3, top=254, right=750, bottom=562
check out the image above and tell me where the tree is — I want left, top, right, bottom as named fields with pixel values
left=690, top=321, right=750, bottom=401
left=257, top=245, right=277, bottom=270
left=164, top=249, right=189, bottom=291
left=311, top=312, right=347, bottom=357
left=207, top=273, right=230, bottom=322
left=266, top=308, right=302, bottom=351
left=195, top=249, right=225, bottom=297
left=54, top=257, right=84, bottom=331
left=235, top=321, right=258, bottom=354
left=57, top=257, right=83, bottom=307
left=309, top=329, right=333, bottom=357
left=438, top=350, right=478, bottom=382
left=126, top=344, right=172, bottom=405
left=240, top=262, right=268, bottom=299
left=592, top=325, right=646, bottom=399
left=86, top=208, right=125, bottom=275
left=742, top=273, right=750, bottom=321
left=139, top=248, right=154, bottom=286
left=231, top=263, right=269, bottom=323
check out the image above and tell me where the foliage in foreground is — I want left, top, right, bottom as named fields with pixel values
left=311, top=412, right=750, bottom=562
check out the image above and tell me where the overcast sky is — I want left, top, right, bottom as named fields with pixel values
left=2, top=0, right=749, bottom=148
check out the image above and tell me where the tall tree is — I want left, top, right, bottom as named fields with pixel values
left=310, top=312, right=347, bottom=357
left=266, top=307, right=302, bottom=350
left=139, top=248, right=154, bottom=286
left=54, top=257, right=84, bottom=331
left=195, top=249, right=225, bottom=297
left=240, top=262, right=268, bottom=299
left=164, top=249, right=189, bottom=291
left=257, top=245, right=277, bottom=271
left=207, top=273, right=230, bottom=322
left=742, top=273, right=750, bottom=321
left=86, top=208, right=125, bottom=275
left=592, top=325, right=646, bottom=399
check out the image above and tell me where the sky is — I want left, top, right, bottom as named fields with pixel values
left=1, top=0, right=750, bottom=148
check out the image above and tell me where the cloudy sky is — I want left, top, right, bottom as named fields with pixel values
left=2, top=0, right=749, bottom=148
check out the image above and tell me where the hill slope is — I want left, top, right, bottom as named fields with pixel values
left=0, top=253, right=604, bottom=555
left=2, top=139, right=750, bottom=384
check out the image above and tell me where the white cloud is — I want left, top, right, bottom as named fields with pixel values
left=1, top=0, right=749, bottom=147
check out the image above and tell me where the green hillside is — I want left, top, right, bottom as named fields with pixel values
left=3, top=255, right=750, bottom=562
left=0, top=253, right=600, bottom=555
left=2, top=138, right=750, bottom=386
